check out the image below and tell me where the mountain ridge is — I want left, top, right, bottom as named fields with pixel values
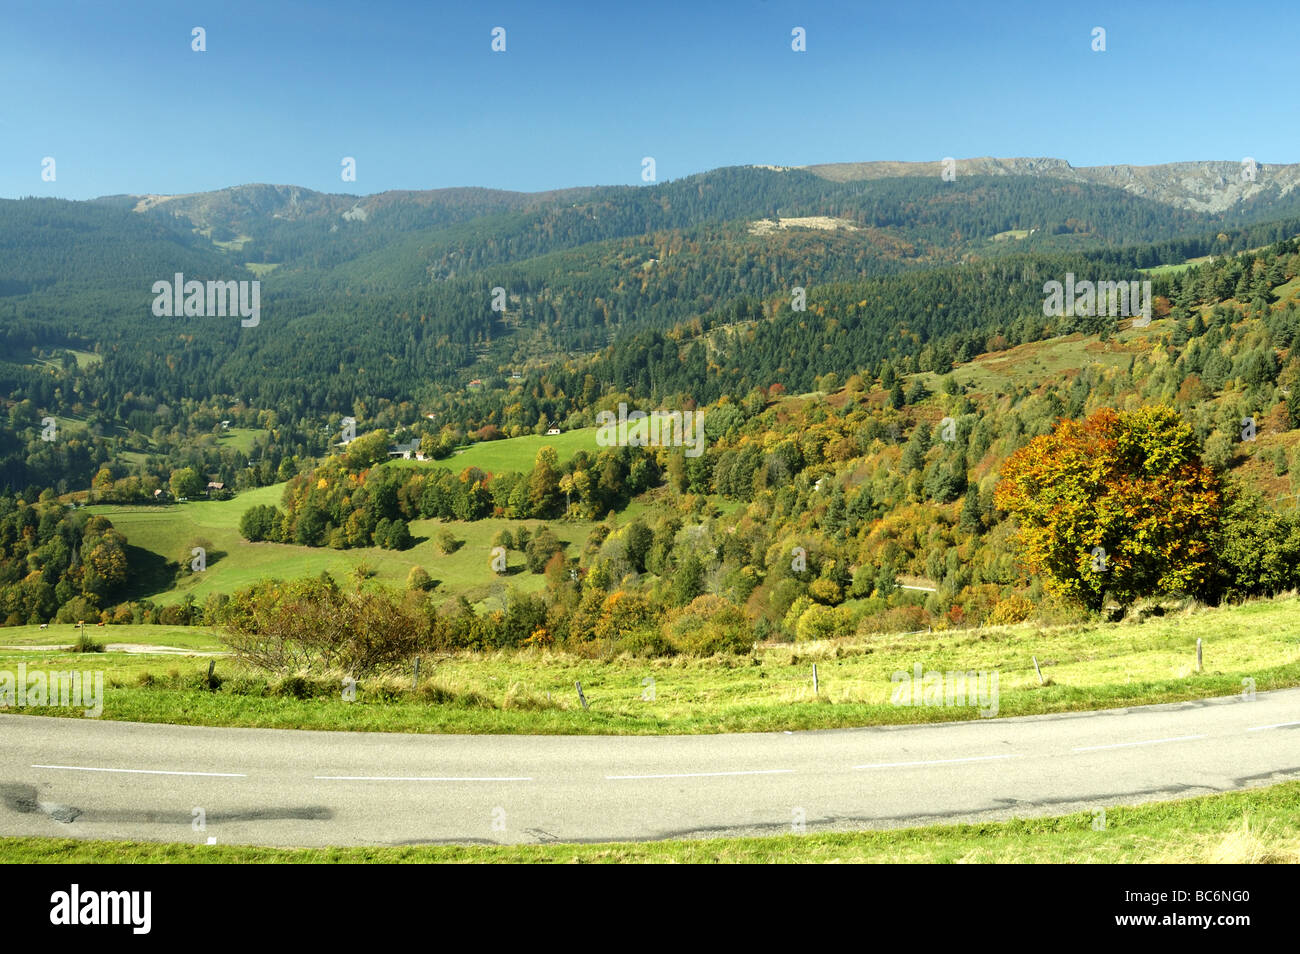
left=83, top=156, right=1300, bottom=224
left=800, top=157, right=1300, bottom=213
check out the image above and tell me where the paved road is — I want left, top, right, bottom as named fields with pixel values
left=2, top=689, right=1298, bottom=847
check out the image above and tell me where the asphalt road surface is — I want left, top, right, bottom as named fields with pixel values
left=2, top=689, right=1298, bottom=847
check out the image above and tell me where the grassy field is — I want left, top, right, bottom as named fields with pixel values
left=32, top=349, right=101, bottom=370
left=1138, top=260, right=1203, bottom=276
left=1137, top=244, right=1300, bottom=280
left=0, top=623, right=218, bottom=650
left=2, top=777, right=1297, bottom=863
left=390, top=420, right=710, bottom=476
left=2, top=595, right=1297, bottom=735
left=388, top=427, right=603, bottom=473
left=915, top=275, right=1300, bottom=401
left=209, top=232, right=251, bottom=251
left=86, top=485, right=615, bottom=606
left=216, top=427, right=267, bottom=454
left=914, top=328, right=1162, bottom=399
left=1270, top=275, right=1300, bottom=303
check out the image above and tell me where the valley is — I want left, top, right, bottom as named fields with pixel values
left=4, top=156, right=1300, bottom=871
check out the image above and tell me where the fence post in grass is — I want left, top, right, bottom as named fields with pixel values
left=413, top=656, right=420, bottom=690
left=206, top=659, right=215, bottom=689
left=1032, top=655, right=1044, bottom=685
left=575, top=681, right=589, bottom=710
left=1196, top=638, right=1202, bottom=673
left=812, top=664, right=819, bottom=695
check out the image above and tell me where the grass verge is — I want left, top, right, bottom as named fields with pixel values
left=0, top=595, right=1297, bottom=734
left=3, top=779, right=1298, bottom=863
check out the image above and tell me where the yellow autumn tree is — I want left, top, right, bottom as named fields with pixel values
left=995, top=406, right=1220, bottom=611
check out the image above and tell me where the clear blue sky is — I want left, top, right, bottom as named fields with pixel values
left=2, top=0, right=1296, bottom=199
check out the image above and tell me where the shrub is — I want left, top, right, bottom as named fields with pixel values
left=379, top=519, right=413, bottom=551
left=68, top=629, right=104, bottom=653
left=807, top=577, right=843, bottom=606
left=270, top=673, right=326, bottom=699
left=667, top=595, right=753, bottom=655
left=614, top=627, right=674, bottom=657
left=987, top=594, right=1035, bottom=626
left=158, top=599, right=195, bottom=626
left=794, top=603, right=854, bottom=642
left=219, top=577, right=427, bottom=676
left=239, top=504, right=280, bottom=542
left=525, top=527, right=564, bottom=573
left=858, top=604, right=929, bottom=635
left=1203, top=432, right=1234, bottom=473
left=435, top=528, right=460, bottom=555
left=593, top=591, right=660, bottom=645
left=522, top=626, right=554, bottom=648
left=1207, top=491, right=1300, bottom=601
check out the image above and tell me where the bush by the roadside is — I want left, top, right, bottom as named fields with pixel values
left=216, top=575, right=426, bottom=676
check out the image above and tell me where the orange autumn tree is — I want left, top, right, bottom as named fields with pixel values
left=995, top=406, right=1220, bottom=612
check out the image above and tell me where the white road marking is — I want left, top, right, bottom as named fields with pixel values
left=1246, top=721, right=1300, bottom=732
left=853, top=754, right=1022, bottom=770
left=32, top=764, right=245, bottom=778
left=1072, top=734, right=1205, bottom=752
left=314, top=775, right=532, bottom=782
left=605, top=769, right=796, bottom=780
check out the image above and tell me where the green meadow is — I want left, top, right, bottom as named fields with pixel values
left=216, top=427, right=268, bottom=455
left=0, top=623, right=218, bottom=651
left=389, top=421, right=700, bottom=476
left=389, top=426, right=603, bottom=473
left=85, top=417, right=671, bottom=609
left=86, top=482, right=634, bottom=607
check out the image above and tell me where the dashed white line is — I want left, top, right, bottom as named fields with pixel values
left=853, top=754, right=1022, bottom=770
left=1246, top=721, right=1300, bottom=732
left=606, top=769, right=796, bottom=780
left=314, top=775, right=532, bottom=782
left=32, top=764, right=245, bottom=778
left=1072, top=734, right=1205, bottom=752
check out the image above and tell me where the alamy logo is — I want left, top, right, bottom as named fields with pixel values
left=50, top=884, right=151, bottom=934
left=1043, top=273, right=1151, bottom=326
left=890, top=664, right=999, bottom=718
left=595, top=403, right=705, bottom=457
left=151, top=273, right=260, bottom=327
left=0, top=664, right=103, bottom=717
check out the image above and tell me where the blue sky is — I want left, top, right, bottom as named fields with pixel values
left=2, top=0, right=1296, bottom=199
